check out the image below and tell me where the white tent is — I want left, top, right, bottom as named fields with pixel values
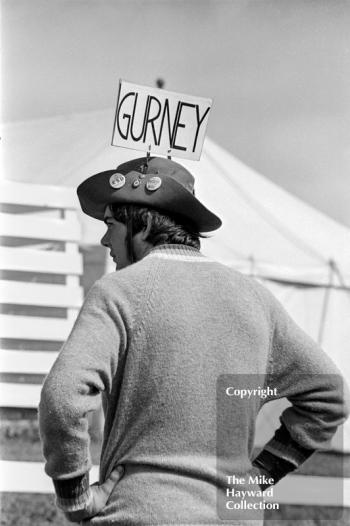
left=2, top=109, right=350, bottom=449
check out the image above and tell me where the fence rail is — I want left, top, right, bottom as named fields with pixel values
left=0, top=247, right=82, bottom=274
left=0, top=350, right=58, bottom=374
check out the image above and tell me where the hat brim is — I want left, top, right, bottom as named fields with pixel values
left=77, top=170, right=222, bottom=232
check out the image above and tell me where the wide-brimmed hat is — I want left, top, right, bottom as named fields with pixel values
left=77, top=156, right=222, bottom=232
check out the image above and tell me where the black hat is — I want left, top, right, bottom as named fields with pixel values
left=77, top=156, right=222, bottom=232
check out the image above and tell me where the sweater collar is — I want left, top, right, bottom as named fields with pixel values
left=144, top=244, right=209, bottom=262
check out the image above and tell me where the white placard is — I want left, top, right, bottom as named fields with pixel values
left=112, top=80, right=212, bottom=161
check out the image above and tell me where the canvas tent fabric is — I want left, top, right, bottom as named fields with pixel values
left=2, top=109, right=350, bottom=449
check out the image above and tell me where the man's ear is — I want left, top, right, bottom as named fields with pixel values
left=140, top=212, right=152, bottom=241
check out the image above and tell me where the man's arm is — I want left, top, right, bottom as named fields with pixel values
left=38, top=277, right=127, bottom=516
left=253, top=286, right=349, bottom=489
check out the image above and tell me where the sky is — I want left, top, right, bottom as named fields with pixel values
left=1, top=0, right=350, bottom=227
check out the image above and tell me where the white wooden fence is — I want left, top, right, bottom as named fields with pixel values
left=0, top=180, right=83, bottom=408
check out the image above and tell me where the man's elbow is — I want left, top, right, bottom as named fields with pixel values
left=38, top=373, right=77, bottom=436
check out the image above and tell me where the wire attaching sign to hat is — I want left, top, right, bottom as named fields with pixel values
left=112, top=80, right=212, bottom=161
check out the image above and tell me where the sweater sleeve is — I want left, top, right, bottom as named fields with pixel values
left=38, top=277, right=127, bottom=505
left=253, top=287, right=349, bottom=484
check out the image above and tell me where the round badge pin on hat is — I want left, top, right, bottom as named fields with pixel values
left=146, top=176, right=162, bottom=192
left=109, top=173, right=125, bottom=189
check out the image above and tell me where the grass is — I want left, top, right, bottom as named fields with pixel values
left=0, top=493, right=65, bottom=526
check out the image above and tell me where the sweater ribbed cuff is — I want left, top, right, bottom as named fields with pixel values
left=252, top=450, right=295, bottom=490
left=53, top=473, right=92, bottom=512
left=252, top=423, right=316, bottom=491
left=264, top=422, right=315, bottom=467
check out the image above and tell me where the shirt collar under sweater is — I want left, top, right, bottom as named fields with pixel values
left=144, top=243, right=211, bottom=262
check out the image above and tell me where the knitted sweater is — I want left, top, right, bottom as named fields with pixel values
left=39, top=244, right=349, bottom=525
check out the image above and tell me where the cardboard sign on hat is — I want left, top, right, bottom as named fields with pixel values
left=112, top=80, right=212, bottom=161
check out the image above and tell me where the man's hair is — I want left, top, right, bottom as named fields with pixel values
left=110, top=204, right=202, bottom=251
